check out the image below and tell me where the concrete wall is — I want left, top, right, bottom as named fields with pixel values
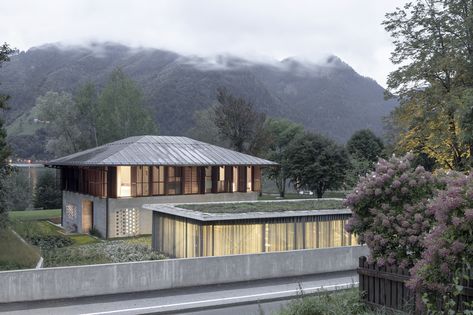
left=62, top=191, right=107, bottom=237
left=62, top=191, right=258, bottom=238
left=0, top=245, right=368, bottom=303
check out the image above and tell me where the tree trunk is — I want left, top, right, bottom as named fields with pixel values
left=279, top=178, right=286, bottom=198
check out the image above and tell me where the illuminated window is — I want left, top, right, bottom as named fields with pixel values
left=117, top=166, right=131, bottom=197
left=184, top=167, right=200, bottom=194
left=246, top=166, right=252, bottom=191
left=217, top=166, right=225, bottom=192
left=205, top=167, right=212, bottom=193
left=135, top=166, right=150, bottom=196
left=232, top=167, right=239, bottom=192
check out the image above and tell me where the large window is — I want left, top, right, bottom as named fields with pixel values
left=246, top=166, right=252, bottom=191
left=217, top=166, right=225, bottom=193
left=117, top=166, right=131, bottom=197
left=134, top=166, right=150, bottom=197
left=183, top=167, right=200, bottom=194
left=205, top=167, right=212, bottom=193
left=167, top=167, right=182, bottom=195
left=152, top=166, right=165, bottom=195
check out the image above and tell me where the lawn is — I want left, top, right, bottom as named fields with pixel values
left=0, top=228, right=40, bottom=270
left=178, top=199, right=346, bottom=213
left=259, top=191, right=350, bottom=200
left=9, top=209, right=61, bottom=221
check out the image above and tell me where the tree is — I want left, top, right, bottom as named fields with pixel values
left=33, top=171, right=62, bottom=209
left=2, top=169, right=32, bottom=211
left=0, top=43, right=16, bottom=229
left=345, top=129, right=385, bottom=187
left=383, top=0, right=473, bottom=170
left=187, top=105, right=228, bottom=147
left=347, top=129, right=384, bottom=162
left=36, top=91, right=84, bottom=156
left=213, top=88, right=267, bottom=155
left=286, top=133, right=350, bottom=198
left=75, top=82, right=99, bottom=147
left=97, top=68, right=158, bottom=144
left=264, top=118, right=304, bottom=197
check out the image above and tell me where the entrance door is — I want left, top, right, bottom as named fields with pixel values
left=82, top=200, right=93, bottom=233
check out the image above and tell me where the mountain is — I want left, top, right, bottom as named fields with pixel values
left=0, top=43, right=397, bottom=159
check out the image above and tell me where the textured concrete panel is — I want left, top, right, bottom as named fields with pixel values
left=0, top=245, right=368, bottom=303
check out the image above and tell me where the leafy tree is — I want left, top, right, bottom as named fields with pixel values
left=36, top=91, right=84, bottom=156
left=75, top=82, right=99, bottom=147
left=187, top=105, right=228, bottom=147
left=0, top=43, right=16, bottom=229
left=286, top=133, right=350, bottom=198
left=213, top=88, right=267, bottom=155
left=3, top=169, right=32, bottom=211
left=383, top=0, right=473, bottom=170
left=347, top=129, right=384, bottom=162
left=345, top=129, right=385, bottom=187
left=97, top=68, right=158, bottom=144
left=33, top=171, right=62, bottom=209
left=264, top=118, right=304, bottom=197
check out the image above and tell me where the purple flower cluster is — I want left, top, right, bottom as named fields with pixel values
left=345, top=153, right=439, bottom=269
left=407, top=173, right=473, bottom=311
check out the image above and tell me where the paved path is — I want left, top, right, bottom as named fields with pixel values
left=0, top=270, right=358, bottom=315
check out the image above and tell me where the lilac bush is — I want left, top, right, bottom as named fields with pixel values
left=407, top=173, right=473, bottom=313
left=345, top=153, right=442, bottom=268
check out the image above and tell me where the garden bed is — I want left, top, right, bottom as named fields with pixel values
left=177, top=199, right=345, bottom=213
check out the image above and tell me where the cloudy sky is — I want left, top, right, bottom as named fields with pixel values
left=1, top=0, right=408, bottom=87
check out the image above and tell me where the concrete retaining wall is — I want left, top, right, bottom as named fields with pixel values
left=0, top=245, right=368, bottom=303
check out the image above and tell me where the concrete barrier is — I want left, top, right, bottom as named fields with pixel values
left=0, top=245, right=368, bottom=303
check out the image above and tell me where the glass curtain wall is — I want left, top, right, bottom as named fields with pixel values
left=153, top=213, right=357, bottom=258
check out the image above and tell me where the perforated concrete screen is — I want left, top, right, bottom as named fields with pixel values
left=115, top=208, right=140, bottom=237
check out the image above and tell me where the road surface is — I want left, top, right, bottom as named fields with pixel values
left=0, top=270, right=358, bottom=315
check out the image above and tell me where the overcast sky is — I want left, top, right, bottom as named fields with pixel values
left=1, top=0, right=409, bottom=87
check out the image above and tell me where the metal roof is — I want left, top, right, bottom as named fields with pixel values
left=45, top=136, right=277, bottom=167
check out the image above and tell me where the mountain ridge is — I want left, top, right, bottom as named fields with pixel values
left=0, top=42, right=397, bottom=159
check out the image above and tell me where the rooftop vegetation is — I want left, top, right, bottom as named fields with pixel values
left=177, top=199, right=345, bottom=213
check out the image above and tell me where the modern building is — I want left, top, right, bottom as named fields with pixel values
left=145, top=204, right=357, bottom=258
left=46, top=136, right=276, bottom=238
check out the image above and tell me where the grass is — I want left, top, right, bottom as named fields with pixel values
left=277, top=288, right=407, bottom=315
left=178, top=199, right=345, bottom=213
left=0, top=228, right=40, bottom=270
left=9, top=209, right=61, bottom=221
left=11, top=220, right=63, bottom=238
left=258, top=191, right=350, bottom=200
left=69, top=234, right=100, bottom=246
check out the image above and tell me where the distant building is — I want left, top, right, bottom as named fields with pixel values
left=46, top=136, right=276, bottom=238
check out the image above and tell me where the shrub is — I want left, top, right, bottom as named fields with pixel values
left=89, top=226, right=102, bottom=238
left=27, top=234, right=73, bottom=250
left=407, top=173, right=473, bottom=313
left=345, top=153, right=442, bottom=268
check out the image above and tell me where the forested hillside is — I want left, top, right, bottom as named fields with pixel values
left=0, top=43, right=397, bottom=159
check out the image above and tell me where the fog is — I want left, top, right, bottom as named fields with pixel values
left=1, top=0, right=409, bottom=86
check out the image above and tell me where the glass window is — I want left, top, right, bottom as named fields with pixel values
left=184, top=167, right=200, bottom=194
left=117, top=166, right=131, bottom=197
left=217, top=166, right=225, bottom=192
left=246, top=166, right=252, bottom=191
left=134, top=166, right=150, bottom=197
left=205, top=167, right=212, bottom=193
left=167, top=167, right=182, bottom=195
left=232, top=167, right=239, bottom=192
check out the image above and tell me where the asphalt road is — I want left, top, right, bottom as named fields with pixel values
left=0, top=270, right=358, bottom=315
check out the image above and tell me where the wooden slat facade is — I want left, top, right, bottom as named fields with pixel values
left=60, top=165, right=262, bottom=198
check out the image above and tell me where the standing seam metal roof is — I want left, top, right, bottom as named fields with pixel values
left=45, top=135, right=277, bottom=167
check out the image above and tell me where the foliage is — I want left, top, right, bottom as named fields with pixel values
left=89, top=226, right=102, bottom=238
left=407, top=173, right=473, bottom=313
left=383, top=1, right=473, bottom=170
left=27, top=234, right=73, bottom=250
left=347, top=129, right=385, bottom=162
left=178, top=199, right=344, bottom=213
left=36, top=91, right=85, bottom=156
left=33, top=171, right=62, bottom=209
left=43, top=238, right=166, bottom=267
left=2, top=168, right=32, bottom=211
left=12, top=219, right=73, bottom=250
left=96, top=68, right=158, bottom=145
left=35, top=68, right=159, bottom=157
left=213, top=87, right=268, bottom=155
left=345, top=154, right=443, bottom=269
left=285, top=132, right=350, bottom=198
left=264, top=118, right=304, bottom=197
left=0, top=43, right=16, bottom=230
left=278, top=288, right=401, bottom=315
left=187, top=105, right=229, bottom=147
left=345, top=157, right=375, bottom=188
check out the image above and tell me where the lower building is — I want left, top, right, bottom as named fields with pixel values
left=145, top=204, right=357, bottom=258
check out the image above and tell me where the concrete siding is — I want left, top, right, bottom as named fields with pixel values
left=0, top=245, right=368, bottom=303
